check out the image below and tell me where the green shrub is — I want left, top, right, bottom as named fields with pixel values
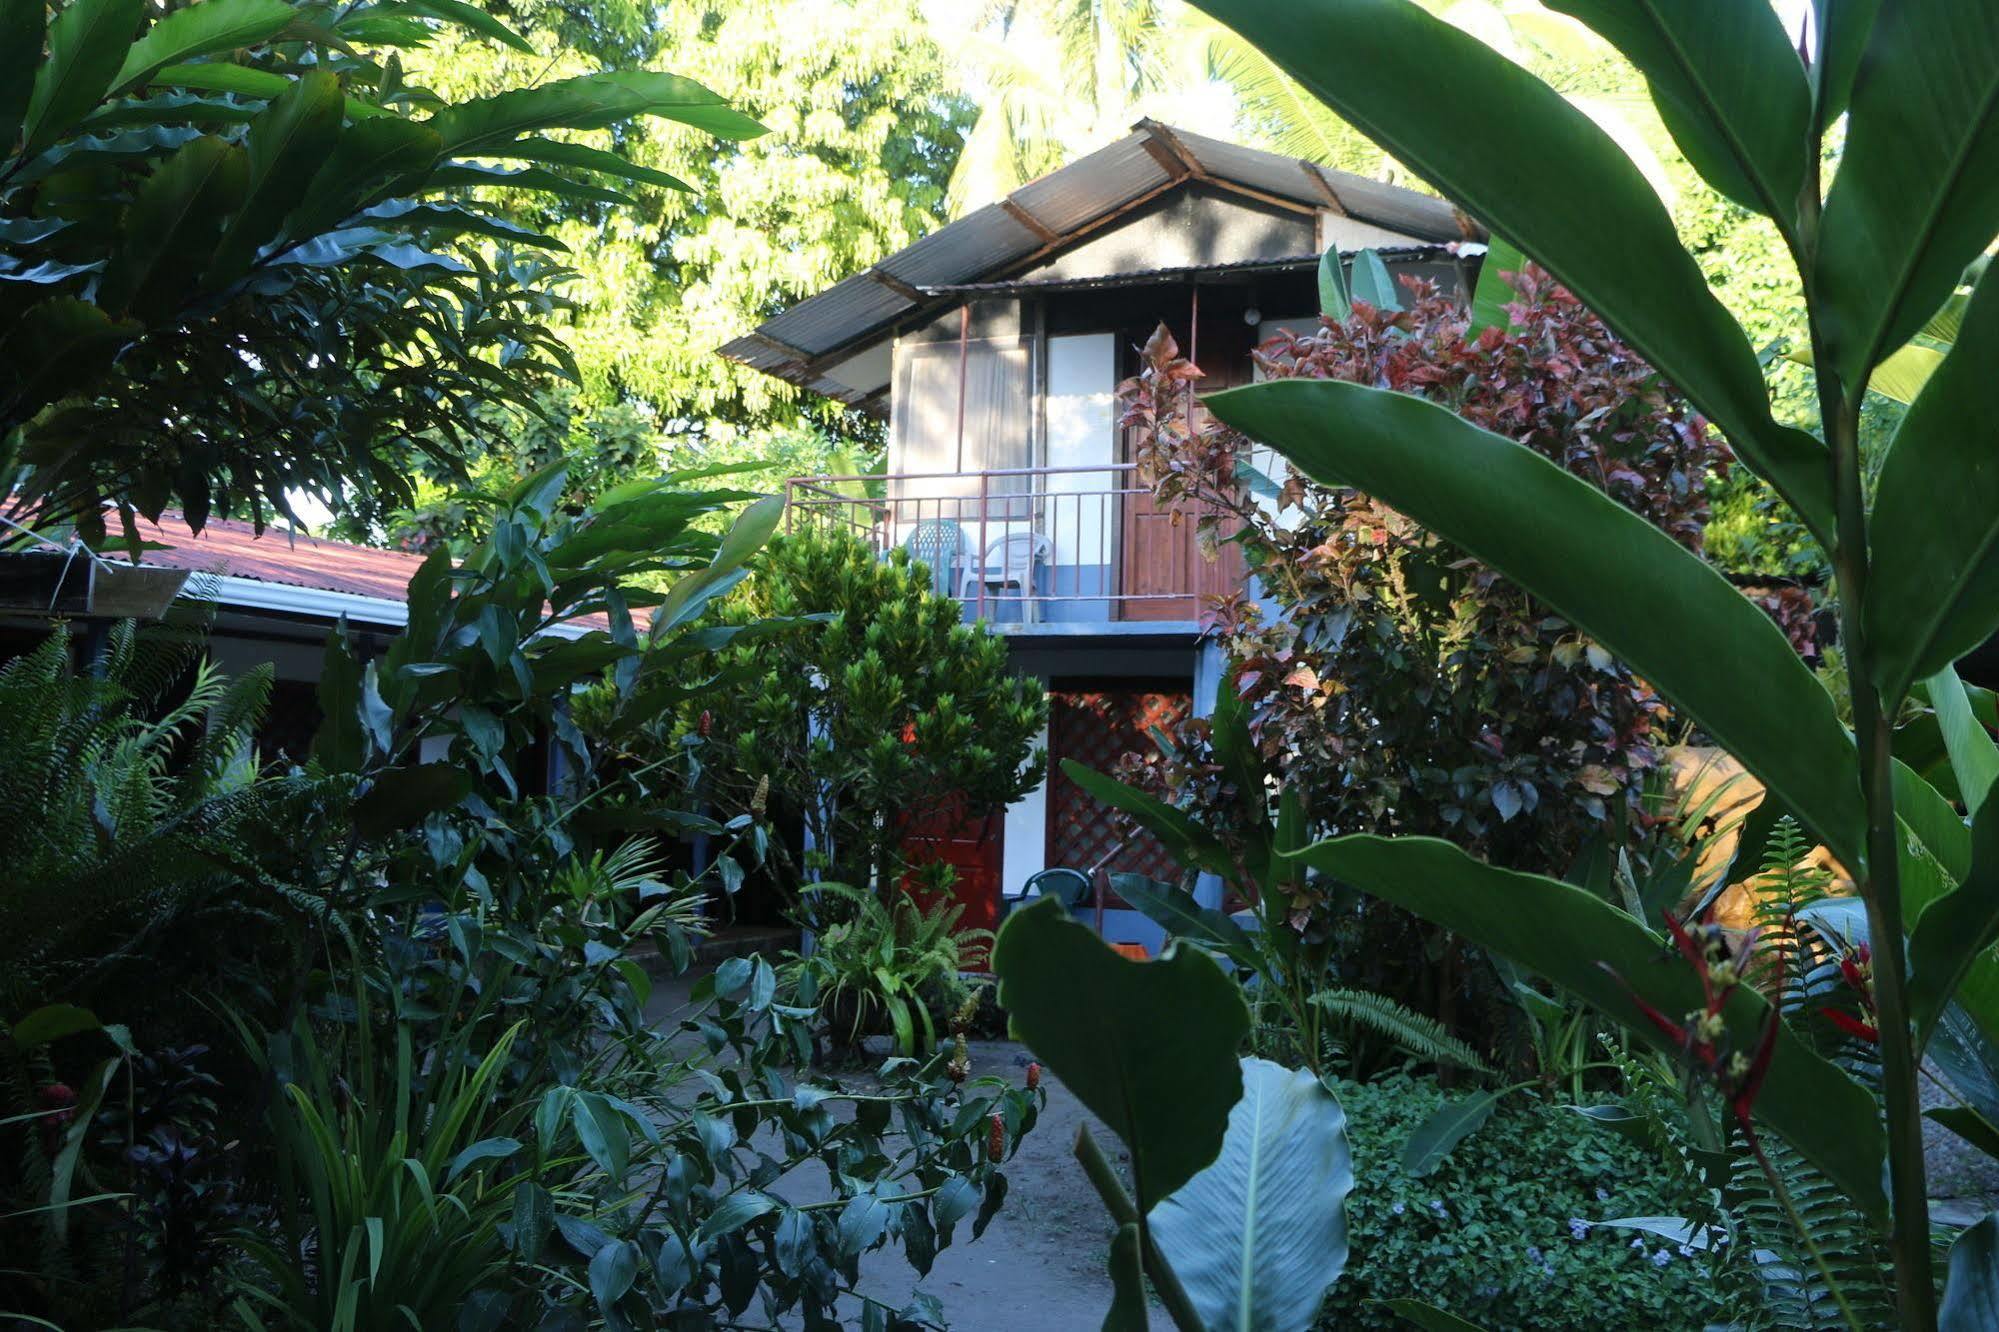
left=1317, top=1073, right=1725, bottom=1330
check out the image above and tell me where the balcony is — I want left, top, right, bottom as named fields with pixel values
left=783, top=464, right=1240, bottom=631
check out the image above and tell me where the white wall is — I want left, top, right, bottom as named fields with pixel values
left=1001, top=689, right=1051, bottom=901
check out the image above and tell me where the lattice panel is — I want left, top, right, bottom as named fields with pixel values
left=1047, top=688, right=1191, bottom=883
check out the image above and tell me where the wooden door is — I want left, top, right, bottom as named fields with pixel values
left=899, top=794, right=1004, bottom=968
left=1120, top=319, right=1252, bottom=620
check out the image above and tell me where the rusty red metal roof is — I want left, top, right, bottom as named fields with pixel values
left=137, top=512, right=423, bottom=602
left=132, top=513, right=628, bottom=633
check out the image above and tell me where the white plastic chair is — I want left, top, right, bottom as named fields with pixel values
left=960, top=532, right=1052, bottom=620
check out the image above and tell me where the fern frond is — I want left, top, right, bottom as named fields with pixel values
left=1311, top=986, right=1492, bottom=1075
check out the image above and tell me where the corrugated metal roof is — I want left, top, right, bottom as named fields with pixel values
left=923, top=245, right=1457, bottom=295
left=720, top=120, right=1480, bottom=399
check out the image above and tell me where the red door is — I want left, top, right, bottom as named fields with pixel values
left=1120, top=321, right=1252, bottom=620
left=899, top=793, right=1004, bottom=969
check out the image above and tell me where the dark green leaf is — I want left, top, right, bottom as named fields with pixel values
left=1187, top=0, right=1835, bottom=542
left=208, top=69, right=343, bottom=284
left=446, top=1136, right=521, bottom=1182
left=23, top=0, right=147, bottom=154
left=836, top=1193, right=892, bottom=1259
left=312, top=621, right=363, bottom=771
left=1928, top=1106, right=1999, bottom=1164
left=1203, top=377, right=1864, bottom=868
left=97, top=133, right=248, bottom=320
left=1816, top=2, right=1999, bottom=384
left=1284, top=834, right=1886, bottom=1219
left=283, top=116, right=442, bottom=241
left=587, top=1239, right=639, bottom=1316
left=10, top=1003, right=100, bottom=1048
left=352, top=763, right=473, bottom=836
left=695, top=1189, right=776, bottom=1245
left=400, top=0, right=535, bottom=54
left=1401, top=1088, right=1502, bottom=1176
left=0, top=297, right=140, bottom=420
left=1942, top=1212, right=1999, bottom=1332
left=1906, top=786, right=1999, bottom=1045
left=112, top=0, right=295, bottom=95
left=1867, top=264, right=1999, bottom=702
left=1812, top=0, right=1882, bottom=129
left=1110, top=873, right=1258, bottom=972
left=481, top=136, right=693, bottom=191
left=1059, top=761, right=1231, bottom=877
left=1149, top=1058, right=1353, bottom=1331
left=1384, top=1299, right=1494, bottom=1332
left=992, top=897, right=1248, bottom=1209
left=1546, top=0, right=1810, bottom=218
left=0, top=0, right=44, bottom=149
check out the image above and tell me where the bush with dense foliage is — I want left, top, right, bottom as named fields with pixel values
left=1316, top=1072, right=1723, bottom=1331
left=1118, top=262, right=1726, bottom=874
left=658, top=527, right=1047, bottom=905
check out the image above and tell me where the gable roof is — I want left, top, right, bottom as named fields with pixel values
left=720, top=119, right=1478, bottom=406
left=138, top=512, right=423, bottom=603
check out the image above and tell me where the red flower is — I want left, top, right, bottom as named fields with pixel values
left=1025, top=1062, right=1041, bottom=1091
left=986, top=1113, right=1006, bottom=1163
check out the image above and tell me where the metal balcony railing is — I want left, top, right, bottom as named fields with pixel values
left=783, top=463, right=1233, bottom=625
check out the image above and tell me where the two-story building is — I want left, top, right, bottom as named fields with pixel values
left=725, top=120, right=1484, bottom=949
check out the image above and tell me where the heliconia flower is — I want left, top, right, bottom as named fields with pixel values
left=1820, top=1008, right=1880, bottom=1044
left=987, top=1113, right=1006, bottom=1163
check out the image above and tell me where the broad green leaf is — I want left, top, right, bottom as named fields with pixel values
left=10, top=1003, right=100, bottom=1048
left=313, top=621, right=363, bottom=771
left=1930, top=664, right=1999, bottom=820
left=1867, top=267, right=1999, bottom=701
left=1317, top=242, right=1349, bottom=319
left=1942, top=1212, right=1999, bottom=1332
left=1547, top=0, right=1810, bottom=219
left=357, top=200, right=564, bottom=251
left=97, top=133, right=248, bottom=321
left=1061, top=760, right=1231, bottom=877
left=695, top=1189, right=776, bottom=1244
left=1284, top=834, right=1887, bottom=1218
left=400, top=0, right=535, bottom=54
left=1204, top=377, right=1864, bottom=868
left=207, top=70, right=342, bottom=284
left=0, top=297, right=140, bottom=419
left=1467, top=235, right=1525, bottom=333
left=1384, top=1300, right=1492, bottom=1332
left=1907, top=789, right=1999, bottom=1045
left=421, top=161, right=634, bottom=205
left=1149, top=1058, right=1353, bottom=1331
left=1400, top=1088, right=1503, bottom=1177
left=1816, top=3, right=1999, bottom=384
left=423, top=70, right=763, bottom=155
left=351, top=763, right=473, bottom=836
left=112, top=0, right=296, bottom=95
left=479, top=136, right=694, bottom=192
left=993, top=897, right=1249, bottom=1209
left=1787, top=337, right=1944, bottom=406
left=1929, top=1106, right=1999, bottom=1164
left=0, top=0, right=44, bottom=149
left=1811, top=0, right=1882, bottom=129
left=23, top=0, right=148, bottom=154
left=1349, top=248, right=1399, bottom=311
left=283, top=117, right=442, bottom=241
left=651, top=494, right=782, bottom=635
left=1110, top=873, right=1259, bottom=973
left=587, top=1238, right=639, bottom=1316
left=1187, top=0, right=1835, bottom=544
